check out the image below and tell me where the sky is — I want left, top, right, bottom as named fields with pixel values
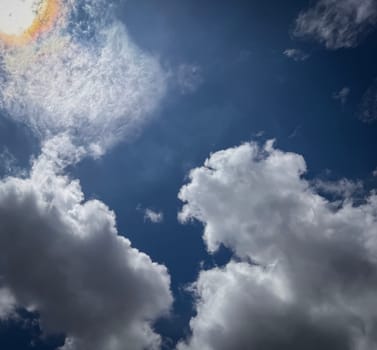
left=0, top=0, right=377, bottom=349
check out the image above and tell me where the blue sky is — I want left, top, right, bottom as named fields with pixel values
left=0, top=1, right=377, bottom=349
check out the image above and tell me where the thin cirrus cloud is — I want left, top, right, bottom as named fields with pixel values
left=178, top=141, right=377, bottom=350
left=293, top=0, right=377, bottom=49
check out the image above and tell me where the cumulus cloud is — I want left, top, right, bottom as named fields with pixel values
left=178, top=141, right=377, bottom=350
left=144, top=209, right=164, bottom=224
left=0, top=138, right=173, bottom=350
left=333, top=86, right=351, bottom=105
left=0, top=0, right=166, bottom=157
left=283, top=48, right=309, bottom=61
left=293, top=0, right=377, bottom=49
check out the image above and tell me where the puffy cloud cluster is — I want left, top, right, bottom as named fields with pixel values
left=0, top=137, right=173, bottom=350
left=178, top=141, right=377, bottom=350
left=293, top=0, right=377, bottom=49
left=0, top=0, right=166, bottom=157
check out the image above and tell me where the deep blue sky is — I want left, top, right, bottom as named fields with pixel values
left=1, top=0, right=377, bottom=349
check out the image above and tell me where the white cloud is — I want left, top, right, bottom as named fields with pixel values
left=0, top=140, right=173, bottom=350
left=293, top=0, right=377, bottom=49
left=0, top=0, right=166, bottom=158
left=283, top=48, right=310, bottom=61
left=178, top=141, right=377, bottom=350
left=144, top=209, right=164, bottom=224
left=0, top=0, right=38, bottom=36
left=0, top=2, right=173, bottom=348
left=333, top=87, right=351, bottom=105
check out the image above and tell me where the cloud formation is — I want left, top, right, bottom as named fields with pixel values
left=0, top=138, right=173, bottom=350
left=0, top=0, right=166, bottom=157
left=178, top=141, right=377, bottom=350
left=283, top=48, right=309, bottom=61
left=144, top=209, right=164, bottom=224
left=333, top=86, right=351, bottom=105
left=0, top=1, right=172, bottom=348
left=293, top=0, right=377, bottom=49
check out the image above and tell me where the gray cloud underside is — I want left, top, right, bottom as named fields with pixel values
left=178, top=141, right=377, bottom=350
left=0, top=138, right=172, bottom=350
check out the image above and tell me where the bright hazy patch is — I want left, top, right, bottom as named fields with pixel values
left=0, top=0, right=60, bottom=46
left=0, top=0, right=40, bottom=36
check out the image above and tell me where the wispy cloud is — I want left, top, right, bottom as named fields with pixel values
left=360, top=79, right=377, bottom=123
left=176, top=63, right=203, bottom=95
left=293, top=0, right=377, bottom=49
left=0, top=147, right=26, bottom=177
left=333, top=86, right=351, bottom=105
left=283, top=48, right=310, bottom=61
left=0, top=0, right=166, bottom=158
left=144, top=208, right=164, bottom=224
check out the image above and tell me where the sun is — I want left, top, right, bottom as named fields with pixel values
left=0, top=0, right=60, bottom=46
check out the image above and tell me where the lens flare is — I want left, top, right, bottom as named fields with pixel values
left=0, top=0, right=60, bottom=46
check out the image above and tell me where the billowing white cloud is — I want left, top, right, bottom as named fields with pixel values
left=178, top=141, right=377, bottom=350
left=0, top=138, right=173, bottom=350
left=144, top=209, right=164, bottom=224
left=293, top=0, right=377, bottom=49
left=0, top=0, right=166, bottom=157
